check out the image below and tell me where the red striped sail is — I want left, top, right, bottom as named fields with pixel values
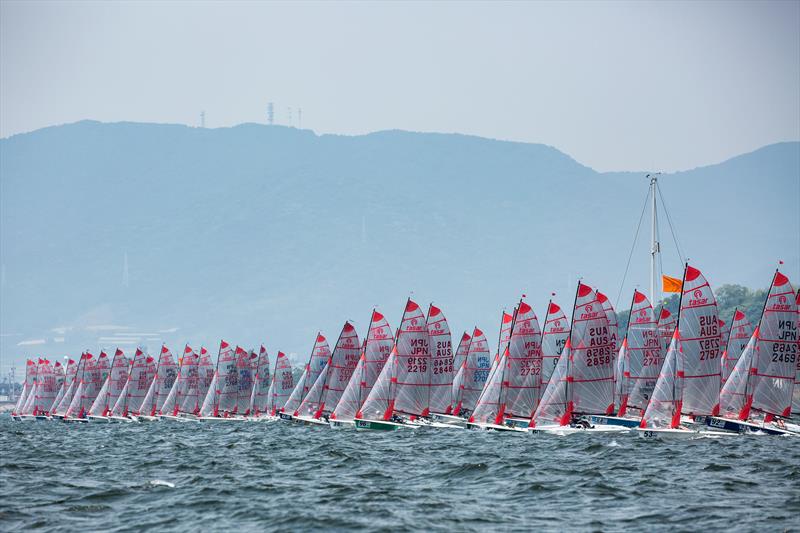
left=265, top=352, right=294, bottom=416
left=719, top=331, right=757, bottom=419
left=622, top=290, right=661, bottom=415
left=175, top=346, right=201, bottom=415
left=196, top=347, right=214, bottom=414
left=32, top=359, right=56, bottom=416
left=50, top=359, right=75, bottom=415
left=152, top=345, right=178, bottom=416
left=12, top=359, right=36, bottom=416
left=540, top=301, right=569, bottom=396
left=679, top=265, right=722, bottom=416
left=721, top=309, right=753, bottom=382
left=234, top=347, right=256, bottom=415
left=749, top=271, right=797, bottom=418
left=640, top=330, right=684, bottom=429
left=426, top=305, right=454, bottom=414
left=451, top=327, right=491, bottom=416
left=123, top=348, right=156, bottom=416
left=296, top=322, right=360, bottom=419
left=447, top=332, right=471, bottom=414
left=333, top=310, right=394, bottom=421
left=249, top=345, right=272, bottom=416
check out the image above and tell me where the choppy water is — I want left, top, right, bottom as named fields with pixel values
left=1, top=417, right=798, bottom=532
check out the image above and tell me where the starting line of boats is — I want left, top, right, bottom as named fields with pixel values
left=10, top=264, right=800, bottom=439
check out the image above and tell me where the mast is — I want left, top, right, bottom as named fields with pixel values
left=648, top=173, right=661, bottom=308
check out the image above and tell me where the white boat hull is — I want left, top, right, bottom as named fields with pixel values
left=329, top=419, right=355, bottom=429
left=636, top=427, right=698, bottom=439
left=529, top=424, right=630, bottom=435
left=197, top=416, right=245, bottom=423
left=87, top=415, right=112, bottom=423
left=429, top=413, right=468, bottom=427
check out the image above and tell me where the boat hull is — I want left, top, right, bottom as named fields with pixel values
left=293, top=415, right=330, bottom=427
left=87, top=415, right=112, bottom=423
left=636, top=427, right=697, bottom=439
left=529, top=424, right=630, bottom=435
left=329, top=419, right=355, bottom=429
left=109, top=415, right=136, bottom=423
left=278, top=412, right=294, bottom=421
left=429, top=413, right=468, bottom=428
left=197, top=416, right=244, bottom=423
left=354, top=418, right=418, bottom=431
left=588, top=415, right=641, bottom=428
left=697, top=416, right=797, bottom=436
left=466, top=422, right=526, bottom=432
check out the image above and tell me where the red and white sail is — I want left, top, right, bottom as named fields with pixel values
left=447, top=332, right=472, bottom=414
left=13, top=359, right=36, bottom=415
left=640, top=330, right=684, bottom=429
left=679, top=265, right=722, bottom=416
left=196, top=347, right=214, bottom=414
left=66, top=352, right=96, bottom=418
left=597, top=292, right=619, bottom=354
left=452, top=332, right=471, bottom=376
left=621, top=290, right=661, bottom=415
left=540, top=301, right=569, bottom=395
left=426, top=305, right=454, bottom=414
left=50, top=359, right=74, bottom=414
left=358, top=299, right=429, bottom=420
left=33, top=359, right=57, bottom=416
left=719, top=331, right=757, bottom=419
left=89, top=348, right=130, bottom=417
left=173, top=345, right=201, bottom=415
left=204, top=340, right=238, bottom=416
left=151, top=345, right=178, bottom=415
left=721, top=309, right=753, bottom=382
left=657, top=307, right=677, bottom=350
left=281, top=334, right=331, bottom=414
left=531, top=338, right=571, bottom=427
left=472, top=301, right=542, bottom=424
left=296, top=322, right=360, bottom=418
left=54, top=357, right=81, bottom=416
left=122, top=348, right=156, bottom=416
left=249, top=345, right=272, bottom=416
left=235, top=347, right=257, bottom=414
left=450, top=327, right=491, bottom=416
left=749, top=271, right=797, bottom=418
left=265, top=351, right=294, bottom=416
left=332, top=310, right=394, bottom=421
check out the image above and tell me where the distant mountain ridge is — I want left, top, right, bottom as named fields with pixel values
left=1, top=121, right=797, bottom=371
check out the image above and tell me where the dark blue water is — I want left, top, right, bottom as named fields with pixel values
left=1, top=417, right=798, bottom=531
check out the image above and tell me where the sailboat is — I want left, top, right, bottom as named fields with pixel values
left=330, top=310, right=394, bottom=428
left=29, top=359, right=56, bottom=421
left=262, top=351, right=294, bottom=420
left=594, top=290, right=661, bottom=428
left=721, top=308, right=753, bottom=382
left=88, top=348, right=130, bottom=423
left=637, top=264, right=728, bottom=438
left=469, top=299, right=542, bottom=431
left=435, top=331, right=471, bottom=425
left=247, top=345, right=272, bottom=418
left=199, top=340, right=242, bottom=421
left=49, top=358, right=75, bottom=420
left=355, top=299, right=430, bottom=430
left=12, top=359, right=37, bottom=421
left=529, top=282, right=625, bottom=434
left=539, top=301, right=569, bottom=401
left=706, top=270, right=798, bottom=435
left=443, top=326, right=492, bottom=426
left=111, top=347, right=155, bottom=422
left=423, top=305, right=455, bottom=422
left=159, top=345, right=200, bottom=421
left=138, top=345, right=177, bottom=421
left=64, top=352, right=102, bottom=423
left=295, top=322, right=361, bottom=426
left=279, top=334, right=331, bottom=420
left=235, top=347, right=257, bottom=416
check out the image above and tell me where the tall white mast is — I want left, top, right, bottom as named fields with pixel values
left=648, top=173, right=661, bottom=306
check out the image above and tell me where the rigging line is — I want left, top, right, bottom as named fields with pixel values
left=657, top=182, right=686, bottom=265
left=615, top=186, right=651, bottom=310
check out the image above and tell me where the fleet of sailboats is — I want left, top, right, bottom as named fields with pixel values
left=8, top=178, right=800, bottom=438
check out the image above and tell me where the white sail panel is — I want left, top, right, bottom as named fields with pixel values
left=679, top=265, right=722, bottom=416
left=657, top=307, right=677, bottom=350
left=154, top=345, right=178, bottom=415
left=196, top=347, right=215, bottom=414
left=452, top=332, right=471, bottom=378
left=719, top=331, right=756, bottom=419
left=33, top=359, right=57, bottom=416
left=13, top=359, right=35, bottom=415
left=531, top=339, right=571, bottom=427
left=125, top=348, right=156, bottom=416
left=175, top=345, right=200, bottom=415
left=452, top=327, right=491, bottom=416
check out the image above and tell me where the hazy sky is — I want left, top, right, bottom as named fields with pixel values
left=1, top=1, right=798, bottom=171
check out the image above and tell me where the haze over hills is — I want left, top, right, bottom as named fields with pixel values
left=1, top=121, right=798, bottom=372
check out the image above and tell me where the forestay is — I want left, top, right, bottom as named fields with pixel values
left=679, top=265, right=722, bottom=416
